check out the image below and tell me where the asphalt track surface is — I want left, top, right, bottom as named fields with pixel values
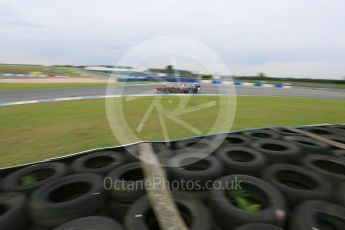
left=0, top=83, right=344, bottom=103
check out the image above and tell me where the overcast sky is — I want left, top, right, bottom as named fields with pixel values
left=1, top=0, right=345, bottom=79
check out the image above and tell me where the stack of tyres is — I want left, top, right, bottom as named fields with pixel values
left=0, top=124, right=344, bottom=230
left=125, top=192, right=213, bottom=230
left=167, top=153, right=224, bottom=203
left=27, top=173, right=107, bottom=228
left=107, top=162, right=146, bottom=223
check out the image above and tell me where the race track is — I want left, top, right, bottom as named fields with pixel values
left=0, top=83, right=345, bottom=104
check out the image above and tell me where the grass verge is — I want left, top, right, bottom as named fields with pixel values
left=238, top=80, right=345, bottom=89
left=0, top=96, right=344, bottom=168
left=0, top=82, right=157, bottom=91
left=0, top=64, right=81, bottom=77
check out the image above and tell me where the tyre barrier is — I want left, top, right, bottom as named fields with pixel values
left=289, top=200, right=345, bottom=230
left=233, top=223, right=285, bottom=230
left=261, top=164, right=332, bottom=207
left=71, top=150, right=127, bottom=175
left=326, top=124, right=345, bottom=135
left=269, top=127, right=304, bottom=136
left=283, top=136, right=330, bottom=155
left=250, top=139, right=302, bottom=164
left=125, top=192, right=213, bottom=230
left=243, top=129, right=280, bottom=140
left=222, top=134, right=252, bottom=147
left=301, top=154, right=345, bottom=184
left=301, top=126, right=337, bottom=136
left=332, top=149, right=345, bottom=159
left=0, top=124, right=344, bottom=229
left=215, top=146, right=267, bottom=176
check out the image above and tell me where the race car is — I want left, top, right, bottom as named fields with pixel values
left=155, top=83, right=201, bottom=94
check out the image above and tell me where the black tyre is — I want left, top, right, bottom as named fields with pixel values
left=337, top=183, right=345, bottom=207
left=215, top=146, right=267, bottom=176
left=0, top=193, right=27, bottom=230
left=289, top=200, right=345, bottom=230
left=243, top=129, right=280, bottom=140
left=233, top=223, right=284, bottom=230
left=125, top=192, right=213, bottom=230
left=322, top=134, right=345, bottom=145
left=2, top=162, right=68, bottom=194
left=179, top=190, right=210, bottom=204
left=221, top=134, right=251, bottom=147
left=326, top=125, right=345, bottom=135
left=174, top=138, right=210, bottom=151
left=269, top=127, right=304, bottom=136
left=262, top=164, right=331, bottom=207
left=107, top=162, right=145, bottom=203
left=173, top=135, right=223, bottom=154
left=28, top=226, right=49, bottom=230
left=168, top=153, right=223, bottom=187
left=125, top=143, right=173, bottom=162
left=251, top=139, right=301, bottom=164
left=108, top=200, right=132, bottom=223
left=332, top=149, right=345, bottom=160
left=71, top=150, right=126, bottom=175
left=301, top=154, right=345, bottom=184
left=283, top=136, right=330, bottom=155
left=301, top=126, right=337, bottom=135
left=28, top=173, right=106, bottom=228
left=53, top=216, right=123, bottom=230
left=210, top=175, right=287, bottom=229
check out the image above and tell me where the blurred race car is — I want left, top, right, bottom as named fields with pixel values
left=155, top=83, right=201, bottom=94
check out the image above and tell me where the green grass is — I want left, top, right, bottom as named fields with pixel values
left=0, top=83, right=110, bottom=90
left=0, top=64, right=47, bottom=74
left=229, top=189, right=262, bottom=212
left=0, top=82, right=157, bottom=90
left=0, top=64, right=82, bottom=77
left=0, top=96, right=344, bottom=168
left=237, top=79, right=345, bottom=89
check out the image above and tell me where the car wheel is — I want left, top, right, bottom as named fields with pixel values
left=283, top=136, right=330, bottom=155
left=107, top=162, right=146, bottom=203
left=125, top=192, right=213, bottom=230
left=0, top=193, right=27, bottom=230
left=289, top=200, right=345, bottom=230
left=262, top=164, right=332, bottom=207
left=210, top=175, right=287, bottom=229
left=28, top=173, right=106, bottom=228
left=2, top=162, right=68, bottom=194
left=251, top=139, right=301, bottom=164
left=243, top=129, right=280, bottom=140
left=215, top=146, right=267, bottom=176
left=301, top=154, right=345, bottom=184
left=71, top=150, right=127, bottom=175
left=53, top=216, right=123, bottom=230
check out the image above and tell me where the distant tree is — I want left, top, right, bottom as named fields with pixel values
left=258, top=72, right=266, bottom=78
left=166, top=65, right=174, bottom=74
